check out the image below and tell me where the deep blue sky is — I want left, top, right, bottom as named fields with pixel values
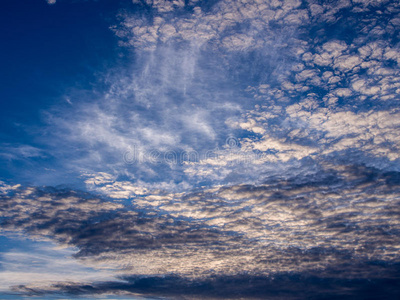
left=0, top=0, right=119, bottom=128
left=0, top=0, right=127, bottom=186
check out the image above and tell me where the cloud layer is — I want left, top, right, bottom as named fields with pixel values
left=33, top=0, right=400, bottom=193
left=1, top=164, right=400, bottom=297
left=2, top=0, right=400, bottom=298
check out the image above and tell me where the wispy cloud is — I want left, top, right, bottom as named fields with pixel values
left=34, top=0, right=400, bottom=191
left=0, top=239, right=117, bottom=294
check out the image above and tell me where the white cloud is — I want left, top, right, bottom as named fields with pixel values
left=0, top=238, right=117, bottom=292
left=334, top=55, right=362, bottom=71
left=115, top=0, right=311, bottom=51
left=37, top=0, right=400, bottom=191
left=286, top=107, right=400, bottom=161
left=0, top=181, right=21, bottom=194
left=83, top=172, right=149, bottom=199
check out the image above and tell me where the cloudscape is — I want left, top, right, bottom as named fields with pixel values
left=1, top=0, right=400, bottom=299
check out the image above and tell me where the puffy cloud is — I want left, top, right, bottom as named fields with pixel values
left=39, top=0, right=400, bottom=189
left=2, top=165, right=400, bottom=297
left=237, top=104, right=400, bottom=163
left=83, top=172, right=149, bottom=199
left=285, top=107, right=400, bottom=161
left=222, top=0, right=400, bottom=174
left=114, top=0, right=310, bottom=51
left=4, top=0, right=400, bottom=298
left=0, top=181, right=21, bottom=194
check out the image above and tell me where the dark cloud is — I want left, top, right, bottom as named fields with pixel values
left=0, top=187, right=232, bottom=258
left=1, top=165, right=400, bottom=298
left=13, top=267, right=400, bottom=299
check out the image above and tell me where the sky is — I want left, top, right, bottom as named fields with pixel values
left=1, top=0, right=400, bottom=299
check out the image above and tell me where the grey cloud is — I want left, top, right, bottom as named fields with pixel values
left=1, top=165, right=400, bottom=285
left=11, top=266, right=400, bottom=299
left=4, top=1, right=400, bottom=298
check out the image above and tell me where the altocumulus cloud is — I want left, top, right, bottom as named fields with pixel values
left=1, top=164, right=400, bottom=298
left=40, top=0, right=400, bottom=190
left=2, top=0, right=400, bottom=298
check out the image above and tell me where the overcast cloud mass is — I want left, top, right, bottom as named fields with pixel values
left=1, top=0, right=400, bottom=299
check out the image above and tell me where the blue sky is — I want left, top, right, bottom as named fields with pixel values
left=1, top=0, right=400, bottom=299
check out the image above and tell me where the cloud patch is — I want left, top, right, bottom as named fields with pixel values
left=1, top=164, right=400, bottom=297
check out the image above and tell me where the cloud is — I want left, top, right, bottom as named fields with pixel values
left=0, top=144, right=46, bottom=160
left=2, top=165, right=400, bottom=285
left=12, top=270, right=400, bottom=299
left=114, top=0, right=308, bottom=51
left=0, top=239, right=117, bottom=293
left=222, top=1, right=400, bottom=172
left=2, top=0, right=400, bottom=298
left=0, top=181, right=21, bottom=194
left=233, top=102, right=400, bottom=168
left=1, top=165, right=400, bottom=297
left=37, top=0, right=305, bottom=187
left=20, top=0, right=396, bottom=193
left=46, top=0, right=56, bottom=4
